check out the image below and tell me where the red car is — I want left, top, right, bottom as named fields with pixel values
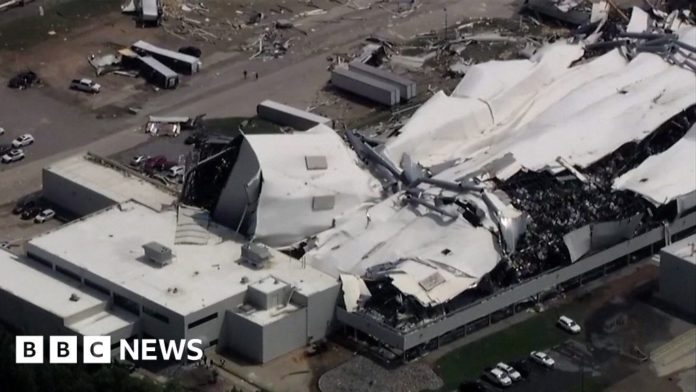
left=144, top=155, right=167, bottom=173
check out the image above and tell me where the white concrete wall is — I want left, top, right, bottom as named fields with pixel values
left=221, top=310, right=264, bottom=362
left=261, top=307, right=307, bottom=362
left=305, top=284, right=340, bottom=342
left=42, top=169, right=117, bottom=217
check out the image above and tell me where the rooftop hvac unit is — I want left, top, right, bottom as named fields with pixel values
left=242, top=242, right=272, bottom=269
left=142, top=242, right=173, bottom=266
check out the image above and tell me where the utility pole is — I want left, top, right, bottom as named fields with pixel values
left=443, top=7, right=448, bottom=41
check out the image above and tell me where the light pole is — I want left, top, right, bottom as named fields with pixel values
left=443, top=7, right=448, bottom=41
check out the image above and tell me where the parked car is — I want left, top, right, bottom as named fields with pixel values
left=0, top=144, right=12, bottom=156
left=557, top=315, right=582, bottom=334
left=510, top=360, right=531, bottom=379
left=0, top=127, right=4, bottom=136
left=144, top=155, right=167, bottom=172
left=159, top=160, right=176, bottom=171
left=530, top=351, right=555, bottom=368
left=12, top=134, right=34, bottom=148
left=34, top=209, right=56, bottom=223
left=496, top=362, right=522, bottom=382
left=483, top=367, right=512, bottom=387
left=130, top=155, right=150, bottom=166
left=13, top=199, right=36, bottom=215
left=70, top=78, right=101, bottom=93
left=20, top=206, right=43, bottom=220
left=167, top=165, right=184, bottom=178
left=1, top=149, right=25, bottom=163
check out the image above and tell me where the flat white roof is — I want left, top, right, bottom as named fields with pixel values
left=67, top=309, right=137, bottom=337
left=46, top=154, right=176, bottom=211
left=238, top=303, right=302, bottom=326
left=250, top=276, right=288, bottom=295
left=0, top=250, right=106, bottom=320
left=28, top=201, right=337, bottom=316
left=663, top=235, right=696, bottom=265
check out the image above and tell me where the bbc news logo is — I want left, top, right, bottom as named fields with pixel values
left=16, top=336, right=203, bottom=364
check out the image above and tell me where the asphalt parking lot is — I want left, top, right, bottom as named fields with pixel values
left=436, top=264, right=695, bottom=392
left=0, top=197, right=62, bottom=247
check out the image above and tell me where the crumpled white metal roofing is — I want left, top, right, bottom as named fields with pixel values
left=613, top=125, right=696, bottom=206
left=384, top=34, right=696, bottom=182
left=339, top=274, right=371, bottom=312
left=247, top=124, right=382, bottom=247
left=291, top=22, right=696, bottom=308
left=306, top=193, right=500, bottom=287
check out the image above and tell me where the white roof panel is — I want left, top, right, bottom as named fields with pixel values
left=46, top=154, right=176, bottom=211
left=613, top=125, right=696, bottom=206
left=247, top=124, right=381, bottom=247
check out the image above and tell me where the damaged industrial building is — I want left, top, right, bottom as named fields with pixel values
left=0, top=3, right=695, bottom=366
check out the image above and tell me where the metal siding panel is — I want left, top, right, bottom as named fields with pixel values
left=348, top=62, right=416, bottom=100
left=257, top=100, right=332, bottom=130
left=331, top=68, right=400, bottom=106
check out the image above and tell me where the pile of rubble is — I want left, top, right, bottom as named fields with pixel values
left=499, top=104, right=696, bottom=281
left=7, top=70, right=40, bottom=90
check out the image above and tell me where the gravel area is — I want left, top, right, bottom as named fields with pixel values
left=318, top=356, right=443, bottom=392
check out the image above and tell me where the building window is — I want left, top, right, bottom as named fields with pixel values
left=84, top=279, right=110, bottom=296
left=187, top=312, right=218, bottom=329
left=28, top=254, right=52, bottom=269
left=55, top=265, right=81, bottom=282
left=143, top=306, right=170, bottom=324
left=114, top=293, right=140, bottom=316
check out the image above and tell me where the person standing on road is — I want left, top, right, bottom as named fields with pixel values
left=255, top=72, right=259, bottom=80
left=243, top=70, right=247, bottom=79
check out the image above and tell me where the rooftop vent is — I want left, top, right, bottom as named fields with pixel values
left=312, top=195, right=335, bottom=211
left=242, top=242, right=272, bottom=269
left=142, top=242, right=173, bottom=266
left=305, top=155, right=328, bottom=170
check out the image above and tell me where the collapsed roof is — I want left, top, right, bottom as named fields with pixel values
left=613, top=124, right=696, bottom=209
left=202, top=8, right=695, bottom=318
left=213, top=124, right=381, bottom=248
left=304, top=15, right=696, bottom=314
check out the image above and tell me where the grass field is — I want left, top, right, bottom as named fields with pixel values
left=434, top=303, right=586, bottom=391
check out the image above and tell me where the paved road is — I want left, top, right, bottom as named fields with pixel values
left=0, top=0, right=518, bottom=206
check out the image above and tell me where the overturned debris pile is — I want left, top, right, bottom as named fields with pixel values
left=7, top=70, right=40, bottom=90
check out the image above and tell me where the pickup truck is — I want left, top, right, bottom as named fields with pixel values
left=70, top=78, right=101, bottom=93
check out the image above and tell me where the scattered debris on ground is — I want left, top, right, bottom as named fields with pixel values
left=7, top=70, right=40, bottom=90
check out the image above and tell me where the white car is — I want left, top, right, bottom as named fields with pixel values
left=0, top=127, right=4, bottom=135
left=12, top=134, right=34, bottom=148
left=2, top=149, right=24, bottom=163
left=557, top=315, right=582, bottom=334
left=130, top=155, right=150, bottom=166
left=484, top=367, right=512, bottom=387
left=34, top=209, right=55, bottom=223
left=496, top=362, right=522, bottom=382
left=530, top=351, right=555, bottom=368
left=167, top=165, right=185, bottom=178
left=70, top=78, right=101, bottom=93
